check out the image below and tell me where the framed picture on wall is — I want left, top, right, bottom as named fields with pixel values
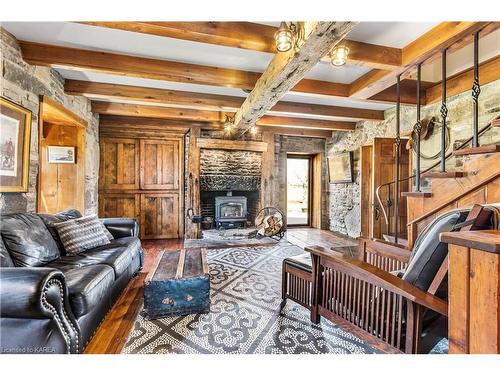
left=0, top=97, right=32, bottom=192
left=328, top=152, right=354, bottom=183
left=47, top=146, right=76, bottom=163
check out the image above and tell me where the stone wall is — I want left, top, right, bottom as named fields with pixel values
left=328, top=79, right=500, bottom=237
left=0, top=29, right=99, bottom=215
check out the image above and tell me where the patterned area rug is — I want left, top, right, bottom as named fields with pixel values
left=122, top=241, right=379, bottom=354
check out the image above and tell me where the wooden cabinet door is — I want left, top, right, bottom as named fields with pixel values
left=100, top=138, right=139, bottom=190
left=140, top=139, right=180, bottom=190
left=99, top=193, right=140, bottom=220
left=140, top=193, right=180, bottom=239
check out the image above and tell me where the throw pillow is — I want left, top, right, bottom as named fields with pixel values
left=100, top=222, right=114, bottom=241
left=53, top=215, right=111, bottom=255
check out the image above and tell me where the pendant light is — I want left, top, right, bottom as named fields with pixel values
left=274, top=22, right=294, bottom=52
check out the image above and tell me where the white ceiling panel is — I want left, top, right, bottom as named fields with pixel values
left=1, top=22, right=274, bottom=72
left=347, top=22, right=439, bottom=48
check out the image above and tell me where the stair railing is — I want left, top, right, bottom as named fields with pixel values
left=375, top=120, right=495, bottom=241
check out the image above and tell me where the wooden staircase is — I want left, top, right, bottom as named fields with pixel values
left=405, top=150, right=500, bottom=246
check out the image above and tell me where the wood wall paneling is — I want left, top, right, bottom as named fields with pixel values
left=38, top=96, right=86, bottom=214
left=99, top=124, right=184, bottom=239
left=140, top=193, right=180, bottom=239
left=99, top=138, right=140, bottom=190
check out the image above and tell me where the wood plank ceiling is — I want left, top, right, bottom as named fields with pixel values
left=3, top=21, right=499, bottom=138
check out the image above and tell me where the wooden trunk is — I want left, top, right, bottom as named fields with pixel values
left=144, top=248, right=210, bottom=319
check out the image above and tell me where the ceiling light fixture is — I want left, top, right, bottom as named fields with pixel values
left=274, top=22, right=303, bottom=53
left=224, top=115, right=234, bottom=133
left=330, top=45, right=350, bottom=67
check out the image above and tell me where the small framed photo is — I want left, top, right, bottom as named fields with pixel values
left=47, top=146, right=76, bottom=164
left=328, top=152, right=354, bottom=183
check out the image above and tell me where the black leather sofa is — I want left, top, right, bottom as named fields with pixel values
left=0, top=209, right=144, bottom=354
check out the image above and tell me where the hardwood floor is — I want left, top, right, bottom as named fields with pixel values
left=84, top=228, right=355, bottom=354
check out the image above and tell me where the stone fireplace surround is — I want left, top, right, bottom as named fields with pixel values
left=200, top=148, right=262, bottom=225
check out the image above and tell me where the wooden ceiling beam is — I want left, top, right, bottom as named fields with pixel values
left=20, top=41, right=349, bottom=97
left=349, top=22, right=492, bottom=100
left=232, top=22, right=356, bottom=132
left=425, top=55, right=500, bottom=105
left=91, top=101, right=357, bottom=130
left=80, top=21, right=402, bottom=70
left=98, top=115, right=334, bottom=138
left=67, top=80, right=383, bottom=120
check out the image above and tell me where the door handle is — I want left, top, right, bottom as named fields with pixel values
left=373, top=205, right=381, bottom=221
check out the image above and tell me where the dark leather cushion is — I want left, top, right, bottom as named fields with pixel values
left=283, top=253, right=312, bottom=273
left=78, top=237, right=142, bottom=278
left=402, top=209, right=470, bottom=291
left=100, top=218, right=139, bottom=239
left=38, top=209, right=83, bottom=255
left=0, top=238, right=14, bottom=267
left=62, top=265, right=115, bottom=318
left=0, top=213, right=61, bottom=267
left=48, top=237, right=141, bottom=278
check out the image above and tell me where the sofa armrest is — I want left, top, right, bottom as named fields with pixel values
left=0, top=267, right=80, bottom=353
left=100, top=217, right=139, bottom=239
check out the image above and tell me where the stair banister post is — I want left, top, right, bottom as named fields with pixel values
left=394, top=74, right=401, bottom=243
left=472, top=31, right=481, bottom=148
left=414, top=63, right=422, bottom=192
left=440, top=48, right=448, bottom=173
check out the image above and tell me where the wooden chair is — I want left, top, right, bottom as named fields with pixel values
left=305, top=204, right=495, bottom=353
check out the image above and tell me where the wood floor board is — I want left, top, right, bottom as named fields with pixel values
left=84, top=229, right=355, bottom=353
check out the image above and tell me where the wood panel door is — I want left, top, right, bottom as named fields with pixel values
left=370, top=138, right=410, bottom=240
left=100, top=138, right=139, bottom=190
left=140, top=139, right=180, bottom=190
left=140, top=193, right=180, bottom=239
left=360, top=145, right=373, bottom=237
left=99, top=193, right=140, bottom=220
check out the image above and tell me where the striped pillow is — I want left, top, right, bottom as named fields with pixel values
left=53, top=215, right=111, bottom=255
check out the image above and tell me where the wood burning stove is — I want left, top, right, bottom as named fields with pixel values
left=215, top=193, right=247, bottom=229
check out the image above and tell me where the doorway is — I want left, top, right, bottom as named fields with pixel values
left=286, top=155, right=312, bottom=226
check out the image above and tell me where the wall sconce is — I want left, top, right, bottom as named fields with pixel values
left=330, top=45, right=350, bottom=67
left=274, top=22, right=303, bottom=53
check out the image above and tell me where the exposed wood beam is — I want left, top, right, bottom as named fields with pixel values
left=91, top=101, right=230, bottom=122
left=20, top=41, right=348, bottom=98
left=256, top=116, right=355, bottom=131
left=368, top=79, right=435, bottom=105
left=233, top=22, right=356, bottom=132
left=91, top=101, right=357, bottom=130
left=98, top=115, right=333, bottom=138
left=196, top=138, right=268, bottom=152
left=349, top=22, right=492, bottom=100
left=425, top=55, right=500, bottom=105
left=66, top=80, right=245, bottom=109
left=80, top=22, right=402, bottom=70
left=69, top=80, right=382, bottom=120
left=270, top=101, right=383, bottom=120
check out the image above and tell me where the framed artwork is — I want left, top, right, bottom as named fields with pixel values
left=328, top=152, right=354, bottom=183
left=47, top=146, right=76, bottom=164
left=0, top=97, right=32, bottom=192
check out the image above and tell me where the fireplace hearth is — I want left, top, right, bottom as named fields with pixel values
left=199, top=147, right=262, bottom=229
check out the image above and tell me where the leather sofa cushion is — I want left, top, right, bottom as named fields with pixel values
left=79, top=237, right=142, bottom=278
left=0, top=238, right=14, bottom=267
left=62, top=265, right=115, bottom=317
left=402, top=209, right=469, bottom=291
left=48, top=237, right=141, bottom=278
left=38, top=209, right=82, bottom=255
left=283, top=253, right=312, bottom=273
left=0, top=213, right=60, bottom=267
